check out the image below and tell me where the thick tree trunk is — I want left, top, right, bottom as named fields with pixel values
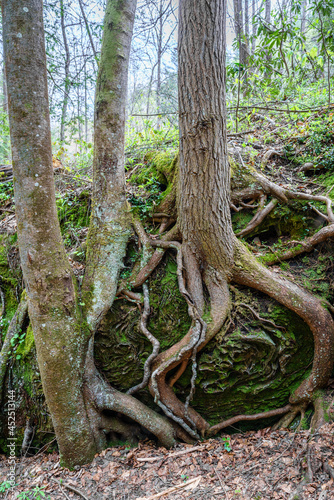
left=145, top=0, right=334, bottom=438
left=179, top=0, right=234, bottom=275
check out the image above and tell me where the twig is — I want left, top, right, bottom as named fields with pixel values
left=136, top=476, right=202, bottom=500
left=52, top=479, right=90, bottom=500
left=237, top=302, right=285, bottom=330
left=214, top=467, right=228, bottom=500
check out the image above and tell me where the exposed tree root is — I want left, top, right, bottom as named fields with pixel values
left=83, top=342, right=177, bottom=449
left=232, top=151, right=334, bottom=262
left=310, top=391, right=327, bottom=431
left=236, top=300, right=285, bottom=330
left=233, top=238, right=334, bottom=404
left=0, top=277, right=5, bottom=320
left=143, top=240, right=232, bottom=439
left=207, top=404, right=292, bottom=436
left=265, top=224, right=334, bottom=265
left=273, top=403, right=308, bottom=430
left=126, top=283, right=160, bottom=395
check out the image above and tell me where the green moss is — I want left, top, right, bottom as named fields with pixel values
left=130, top=150, right=176, bottom=187
left=95, top=255, right=191, bottom=393
left=0, top=235, right=21, bottom=341
left=95, top=249, right=315, bottom=427
left=16, top=324, right=35, bottom=359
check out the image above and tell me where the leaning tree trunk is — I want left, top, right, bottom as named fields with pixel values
left=2, top=0, right=97, bottom=466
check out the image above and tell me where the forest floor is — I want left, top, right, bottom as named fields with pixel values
left=1, top=422, right=334, bottom=499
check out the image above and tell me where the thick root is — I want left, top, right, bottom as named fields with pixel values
left=207, top=404, right=292, bottom=436
left=146, top=241, right=231, bottom=437
left=84, top=346, right=177, bottom=449
left=233, top=238, right=334, bottom=404
left=272, top=403, right=308, bottom=430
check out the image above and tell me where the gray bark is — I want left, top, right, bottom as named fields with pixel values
left=2, top=0, right=97, bottom=467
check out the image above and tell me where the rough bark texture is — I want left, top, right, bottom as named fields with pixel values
left=178, top=0, right=234, bottom=276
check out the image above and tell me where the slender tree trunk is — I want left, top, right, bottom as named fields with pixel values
left=244, top=0, right=249, bottom=45
left=82, top=0, right=135, bottom=330
left=251, top=0, right=256, bottom=54
left=233, top=0, right=247, bottom=68
left=156, top=0, right=163, bottom=130
left=2, top=0, right=97, bottom=466
left=60, top=0, right=70, bottom=143
left=2, top=64, right=9, bottom=163
left=84, top=61, right=88, bottom=142
left=265, top=0, right=271, bottom=23
left=78, top=0, right=99, bottom=66
left=301, top=0, right=307, bottom=34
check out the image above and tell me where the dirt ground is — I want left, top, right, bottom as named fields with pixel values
left=1, top=423, right=334, bottom=499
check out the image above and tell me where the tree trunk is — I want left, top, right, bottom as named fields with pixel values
left=233, top=0, right=248, bottom=69
left=2, top=0, right=97, bottom=466
left=265, top=0, right=271, bottom=24
left=301, top=0, right=307, bottom=34
left=81, top=0, right=135, bottom=331
left=145, top=0, right=334, bottom=440
left=156, top=0, right=163, bottom=130
left=251, top=0, right=256, bottom=54
left=60, top=0, right=70, bottom=144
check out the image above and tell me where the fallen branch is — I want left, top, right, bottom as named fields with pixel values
left=136, top=444, right=205, bottom=463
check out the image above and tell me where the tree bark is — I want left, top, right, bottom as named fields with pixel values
left=146, top=0, right=334, bottom=438
left=82, top=0, right=135, bottom=331
left=2, top=0, right=97, bottom=466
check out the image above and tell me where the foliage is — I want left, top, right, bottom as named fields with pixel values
left=0, top=481, right=13, bottom=493
left=17, top=486, right=50, bottom=500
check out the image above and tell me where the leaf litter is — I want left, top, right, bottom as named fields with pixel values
left=1, top=423, right=334, bottom=499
